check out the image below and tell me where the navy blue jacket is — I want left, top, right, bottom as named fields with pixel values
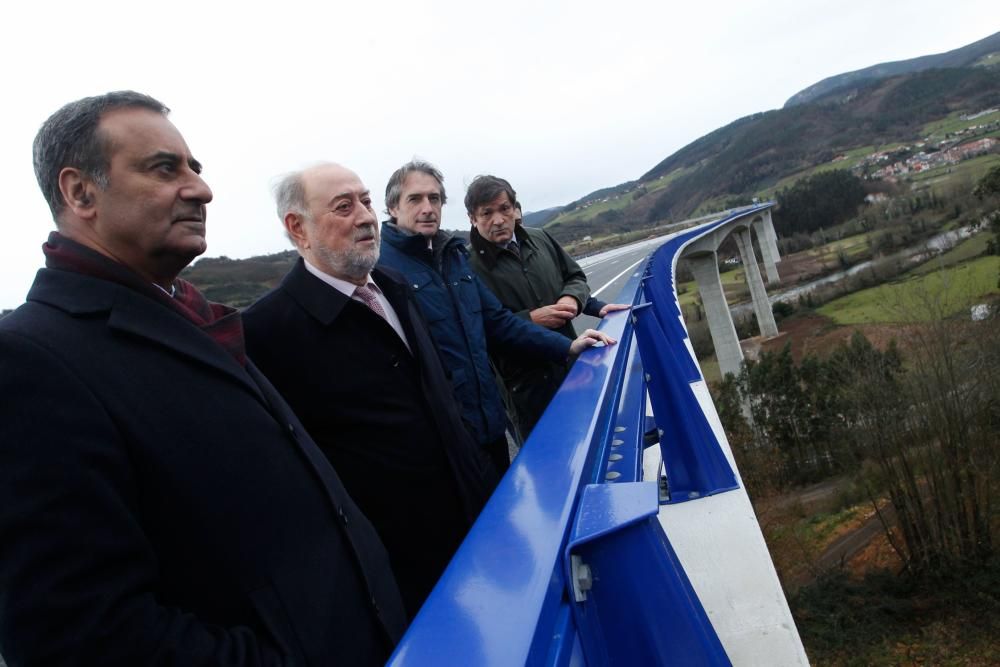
left=379, top=223, right=570, bottom=446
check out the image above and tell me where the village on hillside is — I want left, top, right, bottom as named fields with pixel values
left=849, top=107, right=999, bottom=181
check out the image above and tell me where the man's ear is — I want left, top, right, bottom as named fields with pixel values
left=58, top=167, right=99, bottom=220
left=284, top=212, right=309, bottom=249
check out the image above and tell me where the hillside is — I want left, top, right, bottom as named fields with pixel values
left=181, top=250, right=297, bottom=307
left=183, top=36, right=1000, bottom=305
left=541, top=63, right=1000, bottom=245
left=784, top=30, right=1000, bottom=107
left=521, top=206, right=564, bottom=228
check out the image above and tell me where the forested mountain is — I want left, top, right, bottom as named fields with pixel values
left=784, top=30, right=1000, bottom=107
left=643, top=68, right=999, bottom=214
left=184, top=35, right=1000, bottom=304
left=541, top=60, right=1000, bottom=244
left=521, top=206, right=564, bottom=228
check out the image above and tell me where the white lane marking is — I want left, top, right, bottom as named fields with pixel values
left=578, top=234, right=672, bottom=269
left=577, top=237, right=665, bottom=268
left=591, top=257, right=646, bottom=297
left=581, top=253, right=630, bottom=270
left=584, top=246, right=653, bottom=280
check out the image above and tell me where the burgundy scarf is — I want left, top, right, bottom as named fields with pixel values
left=43, top=232, right=247, bottom=366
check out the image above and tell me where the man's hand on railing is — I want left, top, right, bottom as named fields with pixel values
left=569, top=328, right=617, bottom=356
left=598, top=303, right=631, bottom=317
left=531, top=302, right=577, bottom=329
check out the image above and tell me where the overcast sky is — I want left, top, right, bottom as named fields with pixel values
left=1, top=1, right=995, bottom=308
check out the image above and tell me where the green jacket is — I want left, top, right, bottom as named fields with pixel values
left=468, top=225, right=592, bottom=437
left=468, top=225, right=590, bottom=341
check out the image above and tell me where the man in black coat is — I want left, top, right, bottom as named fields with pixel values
left=243, top=163, right=498, bottom=618
left=0, top=92, right=406, bottom=665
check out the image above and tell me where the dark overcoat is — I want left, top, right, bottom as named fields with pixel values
left=468, top=225, right=593, bottom=436
left=0, top=268, right=406, bottom=666
left=243, top=260, right=498, bottom=616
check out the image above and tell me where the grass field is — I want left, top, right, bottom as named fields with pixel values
left=691, top=194, right=750, bottom=217
left=974, top=53, right=1000, bottom=67
left=922, top=109, right=1000, bottom=138
left=909, top=232, right=991, bottom=275
left=697, top=356, right=721, bottom=384
left=677, top=286, right=699, bottom=308
left=762, top=146, right=886, bottom=196
left=643, top=168, right=689, bottom=195
left=807, top=231, right=873, bottom=264
left=818, top=255, right=1000, bottom=324
left=676, top=265, right=747, bottom=308
left=546, top=168, right=691, bottom=226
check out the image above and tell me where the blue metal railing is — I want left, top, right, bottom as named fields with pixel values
left=389, top=204, right=775, bottom=666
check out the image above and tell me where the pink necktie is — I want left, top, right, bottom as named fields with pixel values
left=353, top=283, right=388, bottom=321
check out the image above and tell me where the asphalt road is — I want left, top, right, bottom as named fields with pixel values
left=574, top=235, right=672, bottom=331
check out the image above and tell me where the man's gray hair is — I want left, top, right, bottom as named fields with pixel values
left=33, top=91, right=169, bottom=221
left=273, top=171, right=309, bottom=219
left=273, top=170, right=310, bottom=244
left=384, top=159, right=447, bottom=223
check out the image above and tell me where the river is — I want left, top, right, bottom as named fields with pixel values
left=730, top=225, right=975, bottom=316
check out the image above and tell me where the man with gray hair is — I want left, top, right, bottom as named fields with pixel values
left=0, top=92, right=405, bottom=665
left=243, top=162, right=498, bottom=617
left=378, top=160, right=615, bottom=471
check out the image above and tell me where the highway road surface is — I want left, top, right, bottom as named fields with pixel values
left=574, top=235, right=672, bottom=331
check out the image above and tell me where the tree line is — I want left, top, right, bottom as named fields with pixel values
left=716, top=313, right=998, bottom=574
left=772, top=169, right=867, bottom=236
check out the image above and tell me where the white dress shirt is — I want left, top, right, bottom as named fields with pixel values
left=303, top=259, right=411, bottom=353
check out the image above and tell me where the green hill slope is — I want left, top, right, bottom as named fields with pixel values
left=542, top=64, right=1000, bottom=244
left=784, top=30, right=1000, bottom=107
left=184, top=37, right=1000, bottom=305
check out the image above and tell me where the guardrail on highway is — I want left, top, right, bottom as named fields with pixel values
left=389, top=204, right=787, bottom=666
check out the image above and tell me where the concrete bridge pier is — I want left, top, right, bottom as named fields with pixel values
left=753, top=212, right=781, bottom=285
left=688, top=252, right=744, bottom=379
left=734, top=229, right=779, bottom=338
left=762, top=209, right=780, bottom=260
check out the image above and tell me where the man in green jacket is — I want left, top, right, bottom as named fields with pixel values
left=466, top=175, right=628, bottom=438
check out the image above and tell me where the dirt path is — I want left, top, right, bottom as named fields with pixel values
left=758, top=476, right=897, bottom=590
left=787, top=504, right=896, bottom=588
left=816, top=504, right=894, bottom=569
left=763, top=476, right=846, bottom=514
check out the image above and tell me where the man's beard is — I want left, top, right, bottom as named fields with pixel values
left=313, top=224, right=380, bottom=281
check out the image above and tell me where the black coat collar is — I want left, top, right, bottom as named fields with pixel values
left=279, top=259, right=414, bottom=333
left=27, top=268, right=263, bottom=402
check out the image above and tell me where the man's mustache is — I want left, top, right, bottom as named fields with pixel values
left=354, top=225, right=377, bottom=242
left=172, top=206, right=205, bottom=223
